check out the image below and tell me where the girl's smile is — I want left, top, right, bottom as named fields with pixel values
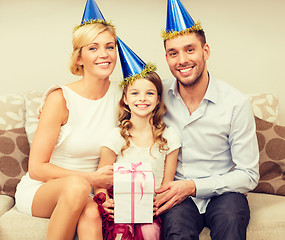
left=124, top=78, right=159, bottom=120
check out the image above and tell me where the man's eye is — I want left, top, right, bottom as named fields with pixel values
left=187, top=48, right=193, bottom=53
left=169, top=52, right=177, bottom=57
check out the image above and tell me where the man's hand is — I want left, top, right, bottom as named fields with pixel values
left=154, top=180, right=196, bottom=215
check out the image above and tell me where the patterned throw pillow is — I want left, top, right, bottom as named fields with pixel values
left=25, top=91, right=42, bottom=145
left=249, top=93, right=279, bottom=124
left=253, top=116, right=285, bottom=196
left=0, top=94, right=25, bottom=130
left=0, top=128, right=29, bottom=197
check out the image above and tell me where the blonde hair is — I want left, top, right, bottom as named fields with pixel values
left=118, top=72, right=169, bottom=156
left=69, top=23, right=116, bottom=76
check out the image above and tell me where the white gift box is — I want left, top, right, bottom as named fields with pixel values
left=114, top=162, right=154, bottom=224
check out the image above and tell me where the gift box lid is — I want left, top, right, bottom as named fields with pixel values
left=114, top=162, right=154, bottom=194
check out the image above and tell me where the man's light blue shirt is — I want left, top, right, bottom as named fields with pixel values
left=163, top=74, right=260, bottom=213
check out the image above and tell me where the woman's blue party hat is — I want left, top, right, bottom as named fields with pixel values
left=117, top=37, right=156, bottom=88
left=74, top=0, right=114, bottom=31
left=162, top=0, right=202, bottom=40
left=81, top=0, right=105, bottom=24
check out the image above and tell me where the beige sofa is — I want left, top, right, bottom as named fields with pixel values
left=0, top=91, right=285, bottom=239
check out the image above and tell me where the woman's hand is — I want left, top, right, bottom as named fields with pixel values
left=91, top=165, right=114, bottom=189
left=102, top=198, right=115, bottom=218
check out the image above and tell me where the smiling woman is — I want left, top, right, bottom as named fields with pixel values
left=14, top=1, right=122, bottom=240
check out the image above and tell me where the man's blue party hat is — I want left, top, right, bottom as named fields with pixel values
left=74, top=0, right=114, bottom=31
left=162, top=0, right=202, bottom=40
left=117, top=37, right=156, bottom=88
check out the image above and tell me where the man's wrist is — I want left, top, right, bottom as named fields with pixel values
left=186, top=179, right=196, bottom=197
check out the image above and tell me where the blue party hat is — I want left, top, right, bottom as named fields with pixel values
left=74, top=0, right=114, bottom=32
left=117, top=37, right=156, bottom=88
left=81, top=0, right=104, bottom=23
left=162, top=0, right=202, bottom=40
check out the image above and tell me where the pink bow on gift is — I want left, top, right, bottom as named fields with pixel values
left=117, top=162, right=146, bottom=200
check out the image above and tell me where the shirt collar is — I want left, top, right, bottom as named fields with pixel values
left=168, top=79, right=179, bottom=98
left=168, top=73, right=218, bottom=104
left=204, top=73, right=217, bottom=104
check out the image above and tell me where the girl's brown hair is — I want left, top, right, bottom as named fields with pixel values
left=118, top=71, right=169, bottom=155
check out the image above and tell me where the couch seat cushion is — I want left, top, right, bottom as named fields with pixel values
left=199, top=192, right=285, bottom=239
left=0, top=206, right=49, bottom=240
left=0, top=206, right=79, bottom=240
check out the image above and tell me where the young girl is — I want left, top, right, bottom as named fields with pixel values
left=94, top=38, right=181, bottom=240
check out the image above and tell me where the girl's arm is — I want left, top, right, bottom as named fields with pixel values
left=95, top=146, right=117, bottom=217
left=95, top=146, right=117, bottom=195
left=28, top=89, right=113, bottom=189
left=156, top=149, right=179, bottom=201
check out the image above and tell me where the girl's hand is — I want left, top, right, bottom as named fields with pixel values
left=153, top=197, right=158, bottom=216
left=102, top=198, right=115, bottom=218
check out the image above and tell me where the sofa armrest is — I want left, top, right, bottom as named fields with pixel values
left=0, top=195, right=14, bottom=217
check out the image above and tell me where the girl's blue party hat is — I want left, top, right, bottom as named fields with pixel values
left=117, top=37, right=156, bottom=88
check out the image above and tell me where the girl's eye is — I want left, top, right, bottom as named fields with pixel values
left=89, top=47, right=97, bottom=51
left=131, top=92, right=138, bottom=95
left=147, top=92, right=154, bottom=95
left=107, top=46, right=115, bottom=50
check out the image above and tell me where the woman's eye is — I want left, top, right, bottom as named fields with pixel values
left=131, top=92, right=138, bottom=95
left=107, top=46, right=115, bottom=50
left=147, top=92, right=154, bottom=95
left=89, top=47, right=97, bottom=51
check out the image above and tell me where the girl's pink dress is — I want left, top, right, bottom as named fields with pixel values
left=94, top=188, right=164, bottom=240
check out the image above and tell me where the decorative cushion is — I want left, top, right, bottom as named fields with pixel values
left=25, top=91, right=42, bottom=145
left=249, top=93, right=279, bottom=124
left=253, top=116, right=285, bottom=196
left=0, top=128, right=29, bottom=197
left=0, top=94, right=25, bottom=130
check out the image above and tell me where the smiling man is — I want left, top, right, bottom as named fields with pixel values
left=155, top=1, right=260, bottom=240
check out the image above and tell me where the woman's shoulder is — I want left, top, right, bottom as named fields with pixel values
left=41, top=85, right=65, bottom=109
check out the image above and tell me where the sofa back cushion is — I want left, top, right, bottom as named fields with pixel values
left=249, top=92, right=279, bottom=124
left=253, top=116, right=285, bottom=196
left=0, top=128, right=29, bottom=197
left=24, top=91, right=42, bottom=145
left=0, top=94, right=25, bottom=130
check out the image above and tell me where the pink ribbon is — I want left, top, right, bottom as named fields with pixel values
left=116, top=162, right=151, bottom=223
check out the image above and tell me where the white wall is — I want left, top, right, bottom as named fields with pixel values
left=1, top=0, right=285, bottom=125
